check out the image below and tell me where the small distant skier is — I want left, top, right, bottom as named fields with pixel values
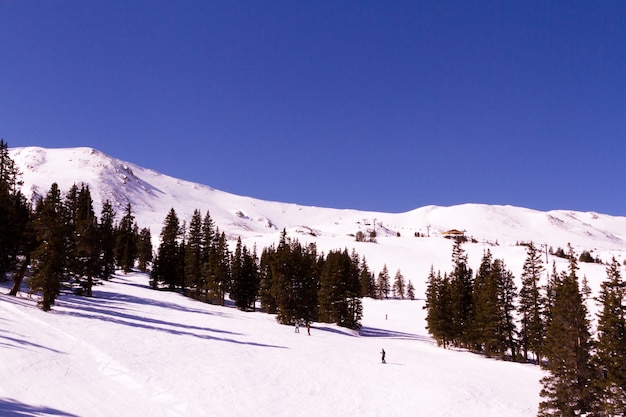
left=380, top=348, right=386, bottom=364
left=295, top=321, right=300, bottom=333
left=306, top=322, right=311, bottom=336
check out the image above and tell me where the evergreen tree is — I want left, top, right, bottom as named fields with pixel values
left=318, top=249, right=362, bottom=329
left=259, top=245, right=278, bottom=313
left=185, top=209, right=203, bottom=298
left=99, top=200, right=117, bottom=279
left=471, top=250, right=499, bottom=354
left=136, top=227, right=152, bottom=272
left=449, top=238, right=474, bottom=348
left=393, top=269, right=406, bottom=299
left=269, top=231, right=319, bottom=324
left=0, top=139, right=29, bottom=278
left=152, top=208, right=183, bottom=290
left=495, top=260, right=518, bottom=361
left=230, top=239, right=260, bottom=311
left=518, top=242, right=546, bottom=362
left=358, top=257, right=376, bottom=298
left=205, top=230, right=231, bottom=305
left=591, top=257, right=626, bottom=416
left=539, top=244, right=593, bottom=416
left=377, top=264, right=391, bottom=299
left=29, top=183, right=65, bottom=311
left=424, top=266, right=453, bottom=348
left=115, top=203, right=138, bottom=272
left=406, top=280, right=415, bottom=300
left=73, top=185, right=101, bottom=296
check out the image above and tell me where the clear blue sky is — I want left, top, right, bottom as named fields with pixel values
left=2, top=1, right=625, bottom=214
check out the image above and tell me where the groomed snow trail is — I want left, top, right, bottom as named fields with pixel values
left=0, top=273, right=543, bottom=416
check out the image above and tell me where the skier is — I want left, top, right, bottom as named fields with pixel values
left=380, top=348, right=386, bottom=364
left=306, top=322, right=311, bottom=336
left=295, top=321, right=300, bottom=333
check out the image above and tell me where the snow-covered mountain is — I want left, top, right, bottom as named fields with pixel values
left=10, top=146, right=626, bottom=296
left=6, top=146, right=626, bottom=416
left=11, top=146, right=626, bottom=247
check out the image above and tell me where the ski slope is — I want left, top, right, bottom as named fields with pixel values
left=0, top=272, right=542, bottom=417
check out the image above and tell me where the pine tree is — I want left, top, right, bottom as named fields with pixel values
left=472, top=250, right=499, bottom=354
left=115, top=203, right=138, bottom=272
left=99, top=200, right=116, bottom=279
left=539, top=244, right=593, bottom=416
left=393, top=269, right=406, bottom=299
left=29, top=183, right=65, bottom=311
left=205, top=230, right=231, bottom=305
left=185, top=209, right=203, bottom=298
left=269, top=231, right=319, bottom=324
left=449, top=238, right=473, bottom=348
left=259, top=245, right=278, bottom=313
left=318, top=249, right=362, bottom=329
left=495, top=259, right=518, bottom=360
left=377, top=264, right=391, bottom=299
left=406, top=280, right=415, bottom=300
left=73, top=185, right=101, bottom=296
left=0, top=139, right=29, bottom=279
left=424, top=266, right=453, bottom=348
left=152, top=208, right=183, bottom=290
left=518, top=242, right=546, bottom=363
left=136, top=227, right=152, bottom=272
left=230, top=239, right=260, bottom=311
left=591, top=257, right=626, bottom=416
left=358, top=257, right=376, bottom=298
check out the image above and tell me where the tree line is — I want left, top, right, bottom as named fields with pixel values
left=1, top=140, right=413, bottom=329
left=424, top=238, right=626, bottom=416
left=0, top=140, right=153, bottom=310
left=149, top=207, right=414, bottom=330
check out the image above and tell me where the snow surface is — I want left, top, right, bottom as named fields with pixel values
left=0, top=273, right=543, bottom=417
left=4, top=146, right=626, bottom=415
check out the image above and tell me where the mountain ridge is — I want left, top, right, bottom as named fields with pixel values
left=10, top=146, right=626, bottom=254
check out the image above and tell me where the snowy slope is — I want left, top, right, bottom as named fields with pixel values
left=0, top=272, right=543, bottom=417
left=3, top=145, right=624, bottom=415
left=10, top=146, right=626, bottom=296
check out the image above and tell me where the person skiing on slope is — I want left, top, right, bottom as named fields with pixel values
left=380, top=348, right=386, bottom=364
left=295, top=321, right=300, bottom=333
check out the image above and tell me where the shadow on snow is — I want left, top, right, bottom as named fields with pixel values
left=359, top=326, right=432, bottom=342
left=57, top=292, right=287, bottom=350
left=0, top=398, right=79, bottom=417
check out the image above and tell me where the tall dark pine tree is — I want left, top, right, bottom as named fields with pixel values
left=185, top=209, right=204, bottom=298
left=393, top=269, right=406, bottom=299
left=591, top=257, right=626, bottom=416
left=152, top=208, right=183, bottom=290
left=449, top=238, right=474, bottom=348
left=406, top=280, right=415, bottom=300
left=539, top=244, right=593, bottom=416
left=425, top=266, right=453, bottom=348
left=471, top=250, right=499, bottom=354
left=518, top=242, right=546, bottom=363
left=204, top=230, right=230, bottom=305
left=269, top=231, right=319, bottom=324
left=99, top=200, right=116, bottom=279
left=318, top=249, right=362, bottom=329
left=136, top=227, right=153, bottom=272
left=230, top=238, right=260, bottom=311
left=0, top=139, right=30, bottom=289
left=115, top=203, right=138, bottom=272
left=259, top=245, right=278, bottom=313
left=358, top=257, right=376, bottom=298
left=377, top=264, right=391, bottom=299
left=29, top=183, right=65, bottom=311
left=73, top=185, right=101, bottom=296
left=494, top=259, right=518, bottom=361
